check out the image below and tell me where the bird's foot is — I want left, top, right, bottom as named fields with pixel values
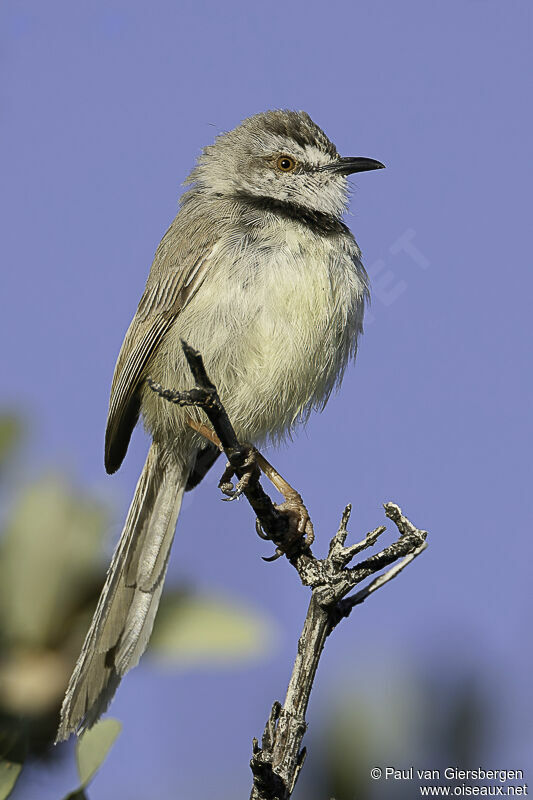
left=189, top=413, right=315, bottom=555
left=254, top=455, right=315, bottom=548
left=218, top=444, right=260, bottom=501
left=274, top=492, right=315, bottom=547
left=256, top=488, right=315, bottom=561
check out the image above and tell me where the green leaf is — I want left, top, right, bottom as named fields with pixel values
left=76, top=718, right=122, bottom=788
left=0, top=760, right=22, bottom=800
left=0, top=415, right=22, bottom=471
left=0, top=475, right=107, bottom=646
left=150, top=591, right=276, bottom=666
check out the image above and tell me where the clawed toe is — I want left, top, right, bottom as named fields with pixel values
left=218, top=444, right=259, bottom=501
left=255, top=493, right=315, bottom=561
left=217, top=441, right=315, bottom=560
left=262, top=547, right=284, bottom=563
left=275, top=496, right=315, bottom=547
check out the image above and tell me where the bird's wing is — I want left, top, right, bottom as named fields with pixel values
left=105, top=216, right=219, bottom=473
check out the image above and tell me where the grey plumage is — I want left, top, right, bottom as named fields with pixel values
left=56, top=110, right=383, bottom=741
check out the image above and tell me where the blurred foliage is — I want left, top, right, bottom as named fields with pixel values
left=0, top=476, right=108, bottom=649
left=0, top=760, right=22, bottom=800
left=0, top=412, right=275, bottom=796
left=74, top=719, right=121, bottom=790
left=0, top=469, right=108, bottom=762
left=61, top=719, right=121, bottom=800
left=0, top=417, right=23, bottom=475
left=151, top=591, right=274, bottom=667
left=295, top=668, right=492, bottom=800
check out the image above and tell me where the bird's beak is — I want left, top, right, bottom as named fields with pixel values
left=321, top=157, right=385, bottom=175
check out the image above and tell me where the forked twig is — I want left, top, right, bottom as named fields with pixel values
left=148, top=341, right=429, bottom=800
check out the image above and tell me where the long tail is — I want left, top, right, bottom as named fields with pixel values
left=56, top=443, right=189, bottom=741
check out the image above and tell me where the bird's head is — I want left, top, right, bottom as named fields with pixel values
left=184, top=110, right=384, bottom=219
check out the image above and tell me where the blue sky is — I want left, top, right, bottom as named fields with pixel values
left=1, top=1, right=531, bottom=797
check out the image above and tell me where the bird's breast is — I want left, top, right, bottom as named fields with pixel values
left=149, top=221, right=367, bottom=445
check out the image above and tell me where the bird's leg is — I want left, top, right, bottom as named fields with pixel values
left=186, top=418, right=224, bottom=450
left=254, top=452, right=315, bottom=547
left=186, top=418, right=314, bottom=547
left=186, top=418, right=258, bottom=500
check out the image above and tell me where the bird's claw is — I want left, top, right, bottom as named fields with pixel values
left=255, top=494, right=315, bottom=562
left=218, top=445, right=259, bottom=501
left=262, top=547, right=284, bottom=562
left=255, top=518, right=271, bottom=540
left=219, top=445, right=315, bottom=560
left=275, top=497, right=315, bottom=548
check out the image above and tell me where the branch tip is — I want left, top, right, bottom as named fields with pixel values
left=384, top=502, right=427, bottom=543
left=367, top=524, right=387, bottom=543
left=180, top=338, right=200, bottom=363
left=341, top=503, right=352, bottom=528
left=384, top=501, right=401, bottom=519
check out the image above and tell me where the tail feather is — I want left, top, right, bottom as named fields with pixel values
left=56, top=443, right=189, bottom=741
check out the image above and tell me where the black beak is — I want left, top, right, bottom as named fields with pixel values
left=321, top=156, right=385, bottom=175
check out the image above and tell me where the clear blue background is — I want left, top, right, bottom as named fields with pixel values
left=1, top=1, right=531, bottom=797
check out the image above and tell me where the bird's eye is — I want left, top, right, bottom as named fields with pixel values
left=276, top=155, right=297, bottom=172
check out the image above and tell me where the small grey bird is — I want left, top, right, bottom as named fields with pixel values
left=56, top=110, right=384, bottom=740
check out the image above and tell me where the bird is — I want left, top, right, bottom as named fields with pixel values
left=56, top=109, right=384, bottom=740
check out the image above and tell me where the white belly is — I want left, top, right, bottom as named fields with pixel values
left=144, top=224, right=367, bottom=446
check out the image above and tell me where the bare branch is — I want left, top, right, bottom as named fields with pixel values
left=149, top=341, right=429, bottom=800
left=326, top=504, right=387, bottom=571
left=249, top=504, right=427, bottom=799
left=333, top=539, right=428, bottom=626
